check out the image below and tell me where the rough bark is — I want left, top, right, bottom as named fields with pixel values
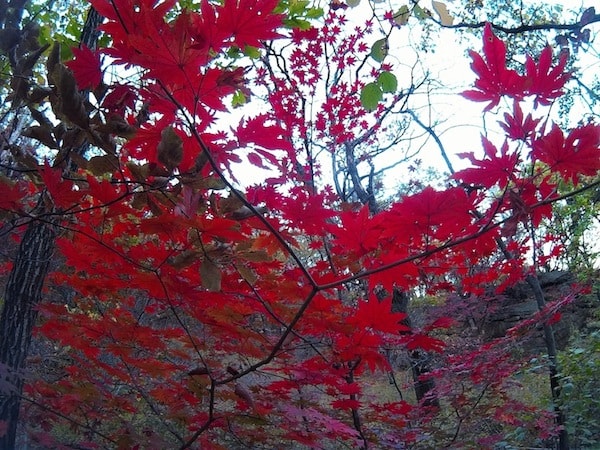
left=0, top=5, right=102, bottom=448
left=0, top=216, right=56, bottom=448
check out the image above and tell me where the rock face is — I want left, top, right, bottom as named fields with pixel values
left=481, top=271, right=598, bottom=351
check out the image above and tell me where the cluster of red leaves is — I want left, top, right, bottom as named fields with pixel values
left=2, top=2, right=598, bottom=448
left=463, top=23, right=570, bottom=110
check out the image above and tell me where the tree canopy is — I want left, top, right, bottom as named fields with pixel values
left=1, top=0, right=600, bottom=449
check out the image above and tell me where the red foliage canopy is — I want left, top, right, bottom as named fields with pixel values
left=1, top=0, right=599, bottom=446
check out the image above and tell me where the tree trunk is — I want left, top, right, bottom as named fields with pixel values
left=526, top=274, right=569, bottom=450
left=0, top=4, right=102, bottom=447
left=0, top=218, right=56, bottom=448
left=392, top=289, right=439, bottom=408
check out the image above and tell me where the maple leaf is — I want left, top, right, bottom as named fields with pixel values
left=236, top=114, right=294, bottom=152
left=462, top=23, right=525, bottom=110
left=216, top=0, right=285, bottom=49
left=524, top=46, right=570, bottom=106
left=331, top=398, right=361, bottom=410
left=271, top=187, right=337, bottom=235
left=532, top=123, right=600, bottom=185
left=453, top=137, right=519, bottom=189
left=499, top=101, right=540, bottom=141
left=92, top=0, right=177, bottom=63
left=0, top=178, right=26, bottom=211
left=38, top=161, right=83, bottom=208
left=65, top=45, right=103, bottom=90
left=403, top=333, right=446, bottom=353
left=349, top=295, right=409, bottom=335
left=382, top=186, right=474, bottom=243
left=127, top=11, right=208, bottom=86
left=329, top=204, right=381, bottom=256
left=424, top=317, right=456, bottom=332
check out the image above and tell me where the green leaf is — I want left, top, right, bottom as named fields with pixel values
left=232, top=91, right=247, bottom=108
left=305, top=7, right=324, bottom=18
left=370, top=39, right=388, bottom=63
left=360, top=83, right=382, bottom=111
left=288, top=0, right=309, bottom=15
left=284, top=18, right=311, bottom=30
left=227, top=47, right=242, bottom=58
left=377, top=71, right=398, bottom=93
left=413, top=5, right=431, bottom=20
left=243, top=46, right=261, bottom=59
left=394, top=5, right=410, bottom=26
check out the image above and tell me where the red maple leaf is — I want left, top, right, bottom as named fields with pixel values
left=127, top=11, right=208, bottom=86
left=403, top=332, right=446, bottom=353
left=38, top=161, right=83, bottom=208
left=383, top=186, right=474, bottom=244
left=501, top=178, right=554, bottom=236
left=236, top=114, right=294, bottom=152
left=462, top=23, right=525, bottom=110
left=329, top=205, right=382, bottom=256
left=65, top=45, right=103, bottom=90
left=499, top=101, right=540, bottom=141
left=0, top=178, right=26, bottom=211
left=532, top=123, right=600, bottom=185
left=453, top=136, right=520, bottom=189
left=348, top=295, right=409, bottom=335
left=331, top=398, right=361, bottom=410
left=216, top=0, right=285, bottom=49
left=524, top=46, right=570, bottom=106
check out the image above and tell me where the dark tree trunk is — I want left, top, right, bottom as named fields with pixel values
left=0, top=4, right=102, bottom=447
left=392, top=289, right=439, bottom=408
left=0, top=218, right=56, bottom=448
left=526, top=274, right=569, bottom=450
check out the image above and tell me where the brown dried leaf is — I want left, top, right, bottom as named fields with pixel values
left=68, top=152, right=88, bottom=170
left=131, top=192, right=148, bottom=210
left=54, top=64, right=89, bottom=129
left=168, top=250, right=200, bottom=270
left=240, top=250, right=271, bottom=263
left=218, top=193, right=246, bottom=215
left=157, top=126, right=183, bottom=172
left=88, top=154, right=119, bottom=176
left=16, top=43, right=49, bottom=76
left=237, top=264, right=258, bottom=285
left=94, top=115, right=137, bottom=138
left=432, top=1, right=453, bottom=26
left=188, top=366, right=209, bottom=376
left=200, top=258, right=222, bottom=292
left=28, top=86, right=52, bottom=104
left=229, top=205, right=267, bottom=221
left=126, top=162, right=149, bottom=182
left=60, top=127, right=86, bottom=149
left=22, top=125, right=58, bottom=149
left=46, top=42, right=60, bottom=86
left=181, top=175, right=227, bottom=190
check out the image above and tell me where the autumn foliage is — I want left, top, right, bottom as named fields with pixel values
left=1, top=0, right=599, bottom=448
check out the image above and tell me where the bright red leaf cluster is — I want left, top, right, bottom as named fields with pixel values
left=463, top=23, right=570, bottom=110
left=1, top=3, right=599, bottom=450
